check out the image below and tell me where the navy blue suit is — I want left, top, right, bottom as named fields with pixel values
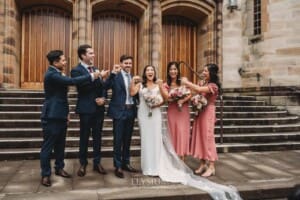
left=71, top=64, right=106, bottom=167
left=105, top=71, right=138, bottom=168
left=40, top=66, right=92, bottom=177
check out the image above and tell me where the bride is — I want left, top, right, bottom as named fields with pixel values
left=130, top=65, right=165, bottom=175
left=130, top=65, right=242, bottom=200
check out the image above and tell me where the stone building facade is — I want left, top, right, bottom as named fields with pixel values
left=0, top=0, right=299, bottom=89
left=223, top=0, right=300, bottom=88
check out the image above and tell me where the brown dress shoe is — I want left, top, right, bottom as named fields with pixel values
left=93, top=164, right=107, bottom=175
left=122, top=164, right=138, bottom=173
left=41, top=176, right=51, bottom=187
left=55, top=169, right=71, bottom=178
left=114, top=168, right=124, bottom=178
left=77, top=165, right=86, bottom=177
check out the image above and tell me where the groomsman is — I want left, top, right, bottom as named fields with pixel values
left=71, top=44, right=109, bottom=177
left=40, top=50, right=100, bottom=187
left=105, top=55, right=139, bottom=178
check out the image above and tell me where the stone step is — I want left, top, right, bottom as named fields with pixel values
left=214, top=123, right=300, bottom=134
left=1, top=124, right=300, bottom=138
left=216, top=111, right=288, bottom=118
left=0, top=119, right=124, bottom=128
left=0, top=116, right=298, bottom=128
left=0, top=90, right=47, bottom=98
left=0, top=142, right=299, bottom=160
left=215, top=132, right=300, bottom=143
left=0, top=146, right=141, bottom=160
left=0, top=127, right=138, bottom=138
left=0, top=104, right=279, bottom=112
left=217, top=142, right=300, bottom=153
left=0, top=110, right=289, bottom=119
left=0, top=97, right=265, bottom=106
left=220, top=116, right=299, bottom=125
left=1, top=132, right=299, bottom=149
left=0, top=91, right=257, bottom=100
left=0, top=136, right=141, bottom=148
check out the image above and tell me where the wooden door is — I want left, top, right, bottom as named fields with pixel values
left=21, top=6, right=71, bottom=89
left=162, top=16, right=197, bottom=82
left=92, top=12, right=138, bottom=74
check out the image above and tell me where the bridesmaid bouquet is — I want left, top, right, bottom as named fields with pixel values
left=168, top=86, right=191, bottom=111
left=142, top=89, right=163, bottom=117
left=191, top=94, right=208, bottom=116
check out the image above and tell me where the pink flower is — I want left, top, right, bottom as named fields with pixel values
left=168, top=86, right=190, bottom=111
left=191, top=94, right=207, bottom=116
left=142, top=88, right=163, bottom=117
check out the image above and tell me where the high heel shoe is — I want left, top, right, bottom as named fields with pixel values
left=194, top=165, right=207, bottom=175
left=201, top=167, right=215, bottom=177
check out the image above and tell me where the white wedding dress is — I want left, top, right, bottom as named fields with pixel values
left=138, top=85, right=242, bottom=200
left=138, top=85, right=162, bottom=176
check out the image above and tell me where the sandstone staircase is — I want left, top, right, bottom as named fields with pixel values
left=0, top=90, right=299, bottom=160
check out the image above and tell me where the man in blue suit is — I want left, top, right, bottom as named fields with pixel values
left=71, top=44, right=109, bottom=177
left=105, top=55, right=139, bottom=178
left=40, top=50, right=101, bottom=187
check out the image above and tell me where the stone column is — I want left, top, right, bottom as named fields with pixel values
left=150, top=0, right=162, bottom=77
left=72, top=0, right=91, bottom=66
left=215, top=1, right=223, bottom=82
left=1, top=0, right=21, bottom=88
left=0, top=0, right=4, bottom=88
left=137, top=6, right=150, bottom=75
left=222, top=0, right=244, bottom=88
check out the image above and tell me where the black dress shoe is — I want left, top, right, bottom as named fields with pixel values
left=114, top=168, right=124, bottom=178
left=41, top=176, right=51, bottom=187
left=77, top=165, right=87, bottom=177
left=93, top=164, right=107, bottom=175
left=55, top=169, right=71, bottom=178
left=122, top=164, right=138, bottom=173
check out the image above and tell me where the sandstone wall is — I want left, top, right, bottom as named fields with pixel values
left=223, top=0, right=300, bottom=88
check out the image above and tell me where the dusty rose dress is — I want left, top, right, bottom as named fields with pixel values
left=165, top=84, right=191, bottom=156
left=190, top=83, right=218, bottom=161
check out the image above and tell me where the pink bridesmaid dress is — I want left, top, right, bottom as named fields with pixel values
left=190, top=83, right=218, bottom=161
left=165, top=84, right=191, bottom=156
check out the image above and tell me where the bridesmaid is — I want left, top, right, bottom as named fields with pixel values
left=162, top=62, right=191, bottom=160
left=181, top=63, right=221, bottom=177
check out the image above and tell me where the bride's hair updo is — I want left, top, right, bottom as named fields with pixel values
left=142, top=65, right=157, bottom=87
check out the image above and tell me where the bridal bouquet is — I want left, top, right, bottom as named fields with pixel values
left=168, top=86, right=191, bottom=111
left=142, top=88, right=163, bottom=117
left=191, top=94, right=208, bottom=116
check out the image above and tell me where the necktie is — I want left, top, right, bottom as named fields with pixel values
left=125, top=73, right=130, bottom=87
left=88, top=66, right=93, bottom=73
left=125, top=73, right=133, bottom=104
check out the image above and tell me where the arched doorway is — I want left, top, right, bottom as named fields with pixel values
left=162, top=16, right=197, bottom=81
left=161, top=1, right=217, bottom=83
left=92, top=12, right=138, bottom=74
left=21, top=6, right=72, bottom=89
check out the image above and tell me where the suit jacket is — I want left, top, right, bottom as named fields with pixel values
left=71, top=63, right=106, bottom=114
left=104, top=72, right=138, bottom=119
left=41, top=66, right=92, bottom=121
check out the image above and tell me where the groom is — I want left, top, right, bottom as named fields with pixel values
left=71, top=44, right=109, bottom=177
left=105, top=55, right=139, bottom=178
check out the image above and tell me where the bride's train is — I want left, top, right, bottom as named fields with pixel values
left=158, top=107, right=242, bottom=200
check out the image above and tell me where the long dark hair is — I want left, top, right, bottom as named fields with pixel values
left=166, top=61, right=181, bottom=87
left=142, top=65, right=157, bottom=88
left=206, top=63, right=222, bottom=94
